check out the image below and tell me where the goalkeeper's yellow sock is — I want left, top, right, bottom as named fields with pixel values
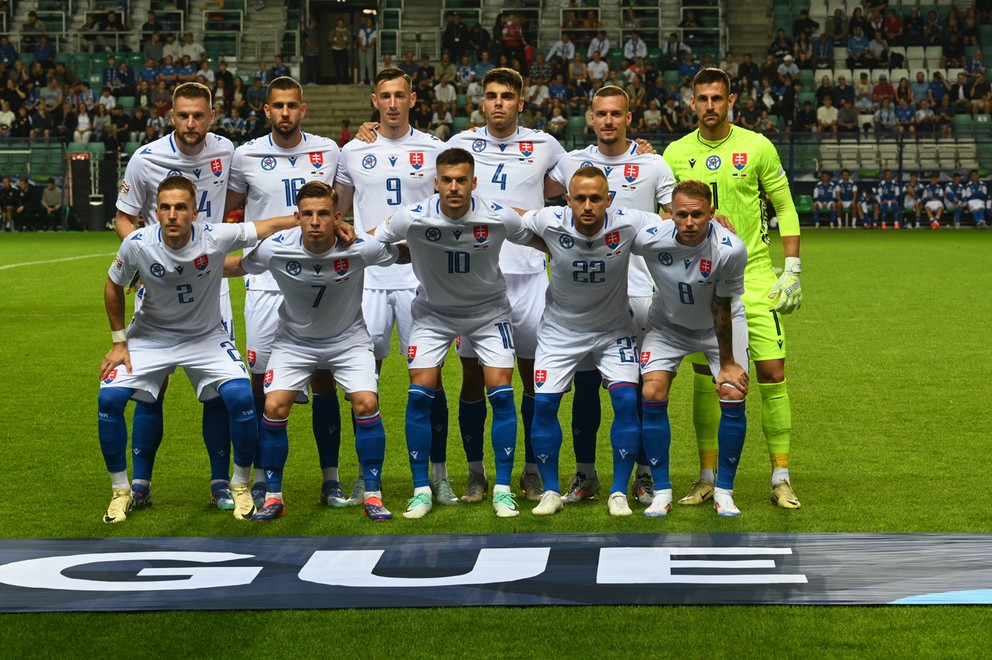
left=758, top=380, right=792, bottom=478
left=692, top=371, right=720, bottom=481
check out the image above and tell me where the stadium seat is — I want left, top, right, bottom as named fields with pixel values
left=87, top=143, right=107, bottom=159
left=66, top=142, right=88, bottom=154
left=796, top=195, right=814, bottom=216
left=452, top=116, right=469, bottom=132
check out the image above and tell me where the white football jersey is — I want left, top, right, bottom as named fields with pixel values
left=229, top=131, right=340, bottom=292
left=117, top=132, right=234, bottom=226
left=108, top=221, right=257, bottom=337
left=448, top=126, right=566, bottom=275
left=632, top=220, right=747, bottom=330
left=375, top=194, right=533, bottom=314
left=336, top=128, right=442, bottom=289
left=550, top=142, right=675, bottom=297
left=241, top=227, right=397, bottom=340
left=523, top=206, right=658, bottom=332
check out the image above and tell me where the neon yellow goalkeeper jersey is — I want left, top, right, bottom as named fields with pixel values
left=663, top=126, right=797, bottom=279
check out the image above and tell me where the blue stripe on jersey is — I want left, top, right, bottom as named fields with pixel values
left=168, top=134, right=177, bottom=153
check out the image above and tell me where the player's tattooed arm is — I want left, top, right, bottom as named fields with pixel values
left=711, top=294, right=748, bottom=395
left=114, top=210, right=139, bottom=241
left=659, top=202, right=671, bottom=219
left=223, top=255, right=246, bottom=278
left=101, top=277, right=131, bottom=379
left=544, top=173, right=566, bottom=198
left=355, top=121, right=379, bottom=143
left=252, top=214, right=298, bottom=241
left=223, top=189, right=247, bottom=221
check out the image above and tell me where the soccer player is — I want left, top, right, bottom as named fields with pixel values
left=373, top=147, right=547, bottom=519
left=225, top=76, right=346, bottom=509
left=547, top=85, right=676, bottom=506
left=964, top=169, right=988, bottom=228
left=858, top=187, right=878, bottom=229
left=226, top=182, right=398, bottom=521
left=812, top=170, right=838, bottom=229
left=114, top=81, right=238, bottom=510
left=634, top=180, right=750, bottom=517
left=944, top=172, right=965, bottom=229
left=922, top=172, right=945, bottom=229
left=334, top=68, right=454, bottom=505
left=447, top=67, right=568, bottom=502
left=902, top=172, right=923, bottom=229
left=525, top=167, right=656, bottom=517
left=837, top=169, right=858, bottom=228
left=99, top=175, right=297, bottom=523
left=662, top=68, right=804, bottom=510
left=876, top=169, right=902, bottom=229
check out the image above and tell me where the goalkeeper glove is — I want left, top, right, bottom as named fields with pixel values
left=768, top=256, right=802, bottom=314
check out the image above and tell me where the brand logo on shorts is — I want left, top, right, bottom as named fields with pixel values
left=706, top=155, right=721, bottom=171
left=246, top=350, right=256, bottom=368
left=263, top=370, right=273, bottom=388
left=425, top=228, right=442, bottom=242
left=286, top=261, right=302, bottom=276
left=605, top=231, right=620, bottom=250
left=210, top=158, right=224, bottom=177
left=194, top=254, right=209, bottom=271
left=700, top=259, right=712, bottom=278
left=406, top=346, right=417, bottom=364
left=473, top=225, right=489, bottom=242
left=362, top=154, right=377, bottom=170
left=261, top=156, right=277, bottom=171
left=310, top=152, right=323, bottom=167
left=334, top=258, right=349, bottom=276
left=519, top=141, right=534, bottom=157
left=103, top=369, right=118, bottom=384
left=472, top=139, right=486, bottom=153
left=559, top=234, right=574, bottom=249
left=150, top=262, right=166, bottom=277
left=624, top=164, right=639, bottom=183
left=640, top=351, right=650, bottom=366
left=409, top=152, right=424, bottom=170
left=732, top=152, right=747, bottom=170
left=534, top=369, right=547, bottom=388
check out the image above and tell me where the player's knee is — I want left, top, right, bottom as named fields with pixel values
left=754, top=360, right=785, bottom=383
left=459, top=357, right=485, bottom=396
left=309, top=369, right=336, bottom=396
left=718, top=382, right=746, bottom=402
left=98, top=388, right=132, bottom=417
left=349, top=392, right=378, bottom=418
left=641, top=377, right=669, bottom=402
left=264, top=399, right=292, bottom=420
left=217, top=379, right=255, bottom=422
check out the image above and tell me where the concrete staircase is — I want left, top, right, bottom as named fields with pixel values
left=726, top=1, right=773, bottom=61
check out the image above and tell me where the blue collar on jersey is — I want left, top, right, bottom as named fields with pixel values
left=266, top=132, right=310, bottom=147
left=434, top=195, right=477, bottom=219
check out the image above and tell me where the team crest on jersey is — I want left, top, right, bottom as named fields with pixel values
left=732, top=152, right=747, bottom=170
left=519, top=141, right=534, bottom=157
left=639, top=351, right=651, bottom=366
left=112, top=255, right=124, bottom=272
left=559, top=234, right=574, bottom=249
left=334, top=258, right=349, bottom=276
left=263, top=370, right=274, bottom=388
left=150, top=262, right=166, bottom=277
left=706, top=155, right=721, bottom=170
left=534, top=369, right=547, bottom=388
left=659, top=252, right=673, bottom=266
left=580, top=160, right=593, bottom=168
left=409, top=152, right=424, bottom=170
left=425, top=227, right=442, bottom=242
left=193, top=254, right=209, bottom=271
left=167, top=169, right=182, bottom=178
left=103, top=369, right=118, bottom=384
left=473, top=225, right=489, bottom=243
left=261, top=156, right=277, bottom=171
left=407, top=346, right=417, bottom=364
left=605, top=231, right=620, bottom=250
left=310, top=152, right=323, bottom=167
left=623, top=164, right=639, bottom=183
left=286, top=261, right=302, bottom=276
left=699, top=259, right=712, bottom=278
left=210, top=159, right=223, bottom=177
left=362, top=154, right=377, bottom=170
left=246, top=350, right=256, bottom=368
left=471, top=139, right=486, bottom=153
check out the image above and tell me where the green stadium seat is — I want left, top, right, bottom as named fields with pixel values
left=66, top=142, right=88, bottom=154
left=456, top=94, right=467, bottom=109
left=87, top=143, right=107, bottom=159
left=72, top=53, right=91, bottom=76
left=20, top=53, right=35, bottom=67
left=796, top=195, right=814, bottom=216
left=118, top=96, right=135, bottom=113
left=452, top=116, right=469, bottom=132
left=124, top=141, right=143, bottom=157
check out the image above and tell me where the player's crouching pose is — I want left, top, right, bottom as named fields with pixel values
left=226, top=181, right=398, bottom=521
left=525, top=167, right=656, bottom=518
left=636, top=181, right=750, bottom=517
left=373, top=147, right=547, bottom=519
left=99, top=176, right=297, bottom=523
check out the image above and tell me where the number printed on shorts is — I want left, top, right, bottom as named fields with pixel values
left=616, top=335, right=638, bottom=363
left=495, top=321, right=514, bottom=349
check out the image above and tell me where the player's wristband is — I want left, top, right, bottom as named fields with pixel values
left=784, top=257, right=802, bottom=274
left=111, top=329, right=127, bottom=343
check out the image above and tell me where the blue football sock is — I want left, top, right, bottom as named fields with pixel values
left=607, top=383, right=640, bottom=494
left=641, top=398, right=672, bottom=490
left=531, top=392, right=564, bottom=494
left=312, top=392, right=341, bottom=470
left=521, top=392, right=535, bottom=464
left=715, top=399, right=748, bottom=491
left=405, top=385, right=434, bottom=488
left=459, top=397, right=487, bottom=462
left=131, top=396, right=163, bottom=482
left=488, top=385, right=517, bottom=487
left=217, top=379, right=257, bottom=469
left=259, top=415, right=289, bottom=494
left=430, top=387, right=448, bottom=464
left=202, top=397, right=232, bottom=480
left=571, top=370, right=601, bottom=465
left=355, top=410, right=386, bottom=492
left=98, top=388, right=133, bottom=474
left=252, top=395, right=265, bottom=468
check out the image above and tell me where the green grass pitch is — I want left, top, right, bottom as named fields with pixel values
left=1, top=229, right=990, bottom=656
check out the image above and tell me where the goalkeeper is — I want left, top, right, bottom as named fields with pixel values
left=662, top=67, right=803, bottom=510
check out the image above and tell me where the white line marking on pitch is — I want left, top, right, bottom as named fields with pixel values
left=0, top=253, right=115, bottom=271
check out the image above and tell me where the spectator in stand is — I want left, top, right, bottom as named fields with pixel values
left=768, top=28, right=793, bottom=62
left=738, top=53, right=759, bottom=88
left=456, top=55, right=474, bottom=91
left=903, top=8, right=924, bottom=47
left=827, top=9, right=848, bottom=47
left=39, top=78, right=63, bottom=113
left=150, top=80, right=171, bottom=117
left=246, top=76, right=266, bottom=114
left=216, top=60, right=235, bottom=94
left=846, top=26, right=871, bottom=69
left=33, top=35, right=55, bottom=70
left=197, top=59, right=215, bottom=86
left=159, top=55, right=179, bottom=89
left=894, top=97, right=916, bottom=135
left=434, top=74, right=457, bottom=114
left=41, top=180, right=63, bottom=230
left=793, top=33, right=814, bottom=70
left=837, top=98, right=859, bottom=134
left=941, top=32, right=966, bottom=69
left=442, top=14, right=469, bottom=63
left=270, top=55, right=289, bottom=80
left=793, top=10, right=820, bottom=41
left=812, top=33, right=834, bottom=70
left=895, top=77, right=912, bottom=105
left=720, top=52, right=739, bottom=80
left=833, top=75, right=855, bottom=107
left=182, top=33, right=206, bottom=64
left=116, top=59, right=137, bottom=97
left=30, top=104, right=55, bottom=138
left=815, top=75, right=834, bottom=107
left=162, top=33, right=182, bottom=63
left=624, top=31, right=648, bottom=61
left=529, top=52, right=553, bottom=86
left=253, top=61, right=272, bottom=85
left=588, top=29, right=609, bottom=60
left=816, top=94, right=839, bottom=134
left=867, top=31, right=891, bottom=68
left=881, top=9, right=904, bottom=46
left=934, top=96, right=955, bottom=135
left=928, top=70, right=950, bottom=107
left=468, top=23, right=491, bottom=64
left=110, top=104, right=131, bottom=138
left=14, top=178, right=40, bottom=231
left=0, top=177, right=18, bottom=231
left=131, top=106, right=149, bottom=143
left=99, top=12, right=127, bottom=53
left=11, top=106, right=32, bottom=137
left=0, top=99, right=14, bottom=136
left=430, top=101, right=452, bottom=139
left=969, top=71, right=992, bottom=116
left=910, top=71, right=930, bottom=107
left=659, top=96, right=678, bottom=134
left=302, top=17, right=319, bottom=85
left=54, top=62, right=80, bottom=90
left=144, top=32, right=165, bottom=64
left=777, top=54, right=799, bottom=81
left=874, top=98, right=897, bottom=134
left=872, top=74, right=896, bottom=105
left=140, top=11, right=163, bottom=48
left=679, top=52, right=701, bottom=87
left=22, top=11, right=46, bottom=50
left=0, top=35, right=18, bottom=67
left=548, top=33, right=576, bottom=72
left=915, top=98, right=936, bottom=133
left=737, top=96, right=762, bottom=130
left=501, top=14, right=526, bottom=68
